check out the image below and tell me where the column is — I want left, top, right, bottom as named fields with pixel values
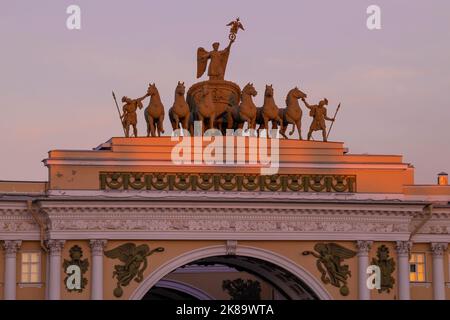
left=395, top=241, right=412, bottom=300
left=356, top=240, right=373, bottom=300
left=89, top=240, right=107, bottom=300
left=2, top=240, right=22, bottom=300
left=431, top=242, right=448, bottom=300
left=46, top=240, right=65, bottom=300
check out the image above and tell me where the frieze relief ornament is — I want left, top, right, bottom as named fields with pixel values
left=63, top=245, right=89, bottom=293
left=99, top=172, right=356, bottom=193
left=49, top=215, right=409, bottom=235
left=371, top=245, right=395, bottom=293
left=303, top=243, right=357, bottom=296
left=0, top=208, right=40, bottom=233
left=104, top=243, right=165, bottom=298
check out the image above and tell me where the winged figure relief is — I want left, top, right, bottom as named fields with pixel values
left=104, top=243, right=165, bottom=297
left=303, top=243, right=356, bottom=296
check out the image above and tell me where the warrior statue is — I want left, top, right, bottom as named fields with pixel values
left=121, top=94, right=148, bottom=138
left=302, top=97, right=335, bottom=142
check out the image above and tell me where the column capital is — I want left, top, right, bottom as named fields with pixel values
left=89, top=239, right=107, bottom=256
left=396, top=241, right=412, bottom=256
left=431, top=243, right=448, bottom=257
left=2, top=240, right=22, bottom=258
left=46, top=240, right=65, bottom=256
left=356, top=240, right=373, bottom=256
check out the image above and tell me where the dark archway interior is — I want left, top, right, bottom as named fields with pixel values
left=143, top=255, right=320, bottom=300
left=143, top=287, right=198, bottom=300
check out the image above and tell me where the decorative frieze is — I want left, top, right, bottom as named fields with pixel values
left=49, top=218, right=409, bottom=234
left=99, top=172, right=357, bottom=193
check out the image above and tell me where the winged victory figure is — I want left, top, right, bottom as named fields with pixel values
left=197, top=40, right=234, bottom=81
left=197, top=18, right=245, bottom=80
left=303, top=243, right=357, bottom=296
left=226, top=17, right=245, bottom=40
left=104, top=243, right=165, bottom=297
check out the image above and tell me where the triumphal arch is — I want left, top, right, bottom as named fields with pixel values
left=1, top=19, right=450, bottom=300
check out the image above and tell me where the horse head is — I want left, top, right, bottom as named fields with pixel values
left=243, top=82, right=257, bottom=97
left=292, top=86, right=307, bottom=100
left=286, top=86, right=307, bottom=106
left=175, top=81, right=185, bottom=96
left=147, top=83, right=158, bottom=97
left=264, top=84, right=274, bottom=98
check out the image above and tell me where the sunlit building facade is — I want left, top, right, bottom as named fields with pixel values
left=1, top=137, right=449, bottom=300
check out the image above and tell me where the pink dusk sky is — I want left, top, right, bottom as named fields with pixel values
left=0, top=0, right=449, bottom=183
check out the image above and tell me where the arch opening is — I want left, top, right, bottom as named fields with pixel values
left=132, top=246, right=330, bottom=300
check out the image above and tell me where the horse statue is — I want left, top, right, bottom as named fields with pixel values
left=277, top=87, right=307, bottom=139
left=228, top=83, right=258, bottom=132
left=169, top=81, right=190, bottom=133
left=191, top=85, right=216, bottom=135
left=145, top=83, right=165, bottom=137
left=256, top=84, right=283, bottom=137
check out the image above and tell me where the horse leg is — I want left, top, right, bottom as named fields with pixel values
left=296, top=120, right=303, bottom=140
left=216, top=118, right=222, bottom=132
left=280, top=125, right=288, bottom=139
left=154, top=120, right=160, bottom=137
left=197, top=115, right=204, bottom=135
left=227, top=114, right=234, bottom=130
left=258, top=120, right=265, bottom=138
left=276, top=115, right=284, bottom=133
left=148, top=116, right=155, bottom=137
left=307, top=129, right=313, bottom=141
left=263, top=116, right=270, bottom=138
left=182, top=116, right=190, bottom=134
left=272, top=121, right=279, bottom=139
left=287, top=116, right=296, bottom=136
left=209, top=116, right=215, bottom=134
left=172, top=114, right=179, bottom=131
left=239, top=114, right=250, bottom=133
left=158, top=115, right=165, bottom=136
